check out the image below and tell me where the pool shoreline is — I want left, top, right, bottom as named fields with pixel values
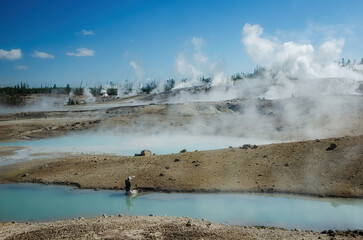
left=5, top=179, right=363, bottom=200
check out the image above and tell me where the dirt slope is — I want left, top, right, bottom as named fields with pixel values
left=1, top=135, right=362, bottom=198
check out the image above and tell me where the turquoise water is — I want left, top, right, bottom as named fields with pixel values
left=0, top=133, right=280, bottom=165
left=0, top=184, right=362, bottom=231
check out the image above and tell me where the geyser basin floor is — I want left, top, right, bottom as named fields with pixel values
left=0, top=184, right=362, bottom=231
left=0, top=133, right=282, bottom=165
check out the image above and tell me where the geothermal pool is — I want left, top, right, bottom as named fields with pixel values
left=0, top=184, right=362, bottom=231
left=0, top=133, right=282, bottom=165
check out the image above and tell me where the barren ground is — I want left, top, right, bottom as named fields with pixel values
left=2, top=216, right=363, bottom=240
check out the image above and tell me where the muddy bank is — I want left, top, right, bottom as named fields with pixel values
left=1, top=216, right=362, bottom=240
left=1, top=135, right=362, bottom=198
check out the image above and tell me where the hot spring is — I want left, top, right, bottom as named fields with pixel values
left=0, top=132, right=283, bottom=165
left=0, top=184, right=362, bottom=231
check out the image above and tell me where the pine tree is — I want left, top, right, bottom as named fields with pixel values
left=65, top=84, right=71, bottom=94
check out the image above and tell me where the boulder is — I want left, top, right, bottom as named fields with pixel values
left=141, top=150, right=152, bottom=156
left=326, top=143, right=337, bottom=151
left=240, top=144, right=252, bottom=149
left=135, top=149, right=152, bottom=157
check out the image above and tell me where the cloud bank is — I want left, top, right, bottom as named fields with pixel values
left=0, top=49, right=22, bottom=60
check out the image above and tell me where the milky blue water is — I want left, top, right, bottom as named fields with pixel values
left=0, top=184, right=362, bottom=231
left=0, top=133, right=280, bottom=165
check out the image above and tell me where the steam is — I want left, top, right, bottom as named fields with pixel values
left=173, top=37, right=231, bottom=89
left=0, top=95, right=66, bottom=114
left=130, top=60, right=144, bottom=81
left=242, top=23, right=356, bottom=79
left=83, top=87, right=96, bottom=102
left=111, top=23, right=363, bottom=143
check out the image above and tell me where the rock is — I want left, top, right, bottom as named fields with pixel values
left=180, top=149, right=187, bottom=153
left=149, top=214, right=154, bottom=216
left=135, top=150, right=153, bottom=156
left=240, top=144, right=252, bottom=149
left=174, top=158, right=180, bottom=162
left=284, top=163, right=289, bottom=167
left=102, top=214, right=107, bottom=218
left=22, top=173, right=29, bottom=177
left=186, top=220, right=192, bottom=226
left=141, top=150, right=152, bottom=156
left=78, top=217, right=85, bottom=220
left=159, top=173, right=164, bottom=177
left=326, top=143, right=337, bottom=151
left=240, top=144, right=257, bottom=149
left=118, top=214, right=123, bottom=217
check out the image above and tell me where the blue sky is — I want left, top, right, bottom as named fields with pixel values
left=0, top=0, right=362, bottom=87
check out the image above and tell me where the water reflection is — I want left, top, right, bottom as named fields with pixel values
left=125, top=192, right=148, bottom=211
left=125, top=195, right=135, bottom=210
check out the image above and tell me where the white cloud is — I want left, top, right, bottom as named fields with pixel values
left=14, top=65, right=28, bottom=70
left=77, top=30, right=95, bottom=36
left=130, top=60, right=144, bottom=81
left=0, top=49, right=22, bottom=60
left=66, top=48, right=94, bottom=57
left=31, top=50, right=54, bottom=59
